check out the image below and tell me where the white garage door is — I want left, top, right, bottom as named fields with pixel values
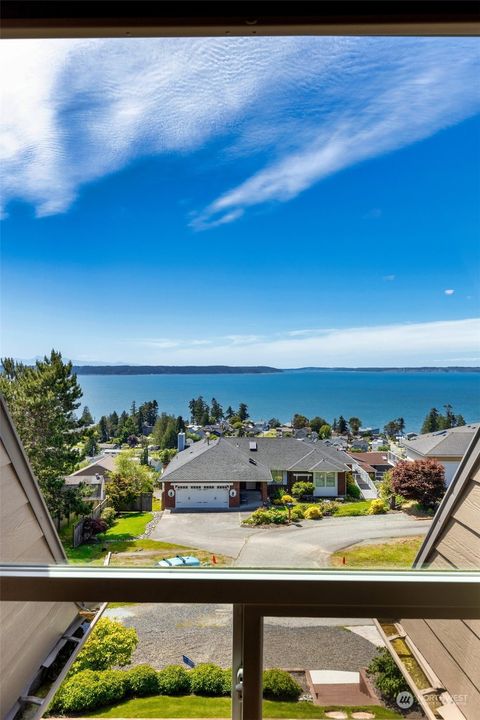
left=175, top=484, right=230, bottom=509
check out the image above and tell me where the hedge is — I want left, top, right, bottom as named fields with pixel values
left=262, top=668, right=302, bottom=701
left=189, top=663, right=230, bottom=696
left=157, top=665, right=191, bottom=695
left=50, top=663, right=303, bottom=714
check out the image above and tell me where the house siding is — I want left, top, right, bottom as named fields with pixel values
left=399, top=433, right=480, bottom=720
left=0, top=417, right=80, bottom=719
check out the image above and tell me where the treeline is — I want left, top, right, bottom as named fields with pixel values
left=188, top=395, right=249, bottom=425
left=421, top=404, right=466, bottom=434
left=74, top=365, right=281, bottom=375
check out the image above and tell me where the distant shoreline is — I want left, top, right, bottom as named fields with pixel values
left=72, top=365, right=480, bottom=376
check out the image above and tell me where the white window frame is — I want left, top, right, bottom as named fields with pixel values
left=1, top=565, right=479, bottom=720
left=2, top=6, right=477, bottom=720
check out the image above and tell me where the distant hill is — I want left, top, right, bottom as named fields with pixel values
left=73, top=365, right=282, bottom=375
left=290, top=366, right=480, bottom=373
left=70, top=364, right=480, bottom=375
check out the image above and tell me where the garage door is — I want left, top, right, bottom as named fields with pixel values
left=174, top=484, right=230, bottom=509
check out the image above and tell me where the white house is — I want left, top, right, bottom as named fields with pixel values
left=400, top=423, right=479, bottom=485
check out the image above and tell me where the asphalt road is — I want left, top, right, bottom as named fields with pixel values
left=149, top=511, right=431, bottom=568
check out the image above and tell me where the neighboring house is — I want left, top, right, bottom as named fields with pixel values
left=63, top=454, right=117, bottom=505
left=0, top=396, right=102, bottom=720
left=400, top=423, right=479, bottom=485
left=376, top=426, right=480, bottom=720
left=349, top=452, right=392, bottom=481
left=162, top=436, right=352, bottom=510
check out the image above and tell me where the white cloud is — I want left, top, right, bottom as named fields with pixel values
left=444, top=289, right=455, bottom=295
left=1, top=38, right=479, bottom=221
left=383, top=274, right=396, bottom=281
left=119, top=318, right=480, bottom=367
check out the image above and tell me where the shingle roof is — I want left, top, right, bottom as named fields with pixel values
left=402, top=423, right=479, bottom=458
left=162, top=437, right=271, bottom=483
left=68, top=454, right=117, bottom=477
left=162, top=436, right=352, bottom=483
left=350, top=451, right=390, bottom=466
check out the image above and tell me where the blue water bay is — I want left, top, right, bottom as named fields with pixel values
left=78, top=371, right=480, bottom=432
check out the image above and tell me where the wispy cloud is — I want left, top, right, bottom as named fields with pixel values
left=1, top=38, right=479, bottom=222
left=383, top=274, right=396, bottom=282
left=119, top=318, right=480, bottom=367
left=444, top=289, right=455, bottom=295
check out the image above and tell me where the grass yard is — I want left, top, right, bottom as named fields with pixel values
left=330, top=536, right=424, bottom=568
left=333, top=501, right=372, bottom=516
left=65, top=536, right=231, bottom=567
left=86, top=695, right=401, bottom=719
left=104, top=511, right=153, bottom=540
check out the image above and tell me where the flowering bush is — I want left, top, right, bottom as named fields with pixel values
left=281, top=494, right=294, bottom=504
left=368, top=498, right=387, bottom=515
left=304, top=505, right=323, bottom=520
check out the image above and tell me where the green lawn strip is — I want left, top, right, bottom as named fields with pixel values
left=104, top=512, right=154, bottom=541
left=65, top=537, right=231, bottom=567
left=330, top=536, right=424, bottom=568
left=333, top=501, right=372, bottom=517
left=85, top=696, right=401, bottom=719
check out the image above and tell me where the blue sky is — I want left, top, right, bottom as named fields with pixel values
left=1, top=37, right=479, bottom=367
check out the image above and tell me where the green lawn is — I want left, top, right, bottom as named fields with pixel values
left=331, top=536, right=424, bottom=568
left=104, top=512, right=153, bottom=540
left=86, top=695, right=401, bottom=719
left=333, top=501, right=372, bottom=516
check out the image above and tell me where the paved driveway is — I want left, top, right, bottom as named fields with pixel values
left=149, top=511, right=431, bottom=568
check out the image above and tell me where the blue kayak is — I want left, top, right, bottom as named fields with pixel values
left=157, top=555, right=201, bottom=567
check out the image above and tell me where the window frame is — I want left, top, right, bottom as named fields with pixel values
left=2, top=4, right=479, bottom=719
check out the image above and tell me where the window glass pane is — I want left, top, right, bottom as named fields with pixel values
left=271, top=470, right=284, bottom=483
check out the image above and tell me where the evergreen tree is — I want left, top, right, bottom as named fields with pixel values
left=421, top=408, right=441, bottom=434
left=0, top=351, right=84, bottom=520
left=238, top=403, right=249, bottom=421
left=108, top=411, right=119, bottom=437
left=210, top=397, right=224, bottom=422
left=332, top=418, right=338, bottom=432
left=268, top=417, right=281, bottom=428
left=98, top=416, right=109, bottom=442
left=80, top=405, right=94, bottom=425
left=140, top=445, right=149, bottom=465
left=225, top=405, right=234, bottom=420
left=84, top=430, right=98, bottom=457
left=175, top=415, right=186, bottom=433
left=337, top=415, right=348, bottom=434
left=455, top=414, right=466, bottom=427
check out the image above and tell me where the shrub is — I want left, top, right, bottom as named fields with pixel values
left=222, top=668, right=232, bottom=695
left=244, top=508, right=288, bottom=525
left=100, top=507, right=116, bottom=528
left=368, top=498, right=387, bottom=514
left=304, top=505, right=323, bottom=520
left=281, top=494, right=294, bottom=504
left=316, top=499, right=340, bottom=516
left=157, top=664, right=191, bottom=695
left=51, top=669, right=126, bottom=713
left=379, top=471, right=404, bottom=509
left=262, top=669, right=302, bottom=701
left=391, top=459, right=446, bottom=508
left=291, top=481, right=314, bottom=499
left=82, top=517, right=108, bottom=541
left=290, top=505, right=305, bottom=521
left=71, top=618, right=138, bottom=673
left=190, top=663, right=229, bottom=696
left=124, top=664, right=159, bottom=697
left=346, top=475, right=361, bottom=499
left=367, top=648, right=409, bottom=701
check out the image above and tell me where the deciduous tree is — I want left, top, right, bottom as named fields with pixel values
left=391, top=458, right=445, bottom=508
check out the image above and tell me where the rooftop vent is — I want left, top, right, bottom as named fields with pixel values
left=249, top=441, right=257, bottom=451
left=249, top=458, right=257, bottom=465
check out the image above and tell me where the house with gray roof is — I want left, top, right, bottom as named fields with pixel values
left=162, top=436, right=352, bottom=510
left=400, top=423, right=479, bottom=485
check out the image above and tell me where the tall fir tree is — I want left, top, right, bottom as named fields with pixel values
left=0, top=351, right=84, bottom=520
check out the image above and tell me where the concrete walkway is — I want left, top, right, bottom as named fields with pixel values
left=149, top=511, right=431, bottom=568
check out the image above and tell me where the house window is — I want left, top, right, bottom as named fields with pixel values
left=314, top=471, right=336, bottom=488
left=270, top=470, right=284, bottom=483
